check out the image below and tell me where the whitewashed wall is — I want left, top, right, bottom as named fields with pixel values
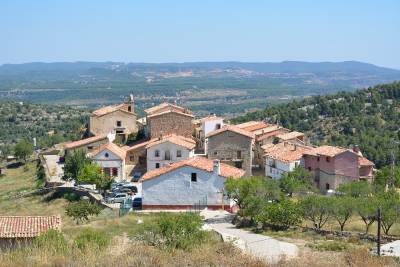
left=93, top=148, right=125, bottom=181
left=147, top=142, right=194, bottom=171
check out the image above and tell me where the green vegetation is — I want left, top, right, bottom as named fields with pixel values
left=14, top=139, right=33, bottom=163
left=74, top=228, right=111, bottom=251
left=63, top=150, right=91, bottom=180
left=65, top=200, right=102, bottom=224
left=234, top=81, right=400, bottom=168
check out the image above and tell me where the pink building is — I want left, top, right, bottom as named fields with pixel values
left=304, top=145, right=374, bottom=192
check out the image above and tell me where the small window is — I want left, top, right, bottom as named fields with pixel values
left=128, top=106, right=131, bottom=112
left=215, top=123, right=221, bottom=130
left=317, top=157, right=320, bottom=162
left=177, top=150, right=182, bottom=157
left=191, top=173, right=197, bottom=182
left=116, top=121, right=122, bottom=127
left=155, top=150, right=160, bottom=157
left=155, top=163, right=160, bottom=169
left=87, top=146, right=94, bottom=150
left=130, top=155, right=135, bottom=161
left=165, top=150, right=171, bottom=160
left=326, top=157, right=330, bottom=162
left=237, top=150, right=242, bottom=159
left=308, top=167, right=312, bottom=171
left=235, top=161, right=242, bottom=169
left=213, top=151, right=217, bottom=155
left=326, top=183, right=330, bottom=190
left=112, top=168, right=118, bottom=176
left=105, top=152, right=109, bottom=158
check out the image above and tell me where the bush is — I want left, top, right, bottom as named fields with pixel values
left=137, top=212, right=207, bottom=250
left=65, top=200, right=102, bottom=224
left=34, top=229, right=68, bottom=253
left=74, top=228, right=111, bottom=251
left=63, top=192, right=81, bottom=202
left=300, top=195, right=333, bottom=230
left=257, top=199, right=302, bottom=230
left=307, top=240, right=349, bottom=251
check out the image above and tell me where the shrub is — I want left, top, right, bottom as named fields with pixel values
left=307, top=240, right=349, bottom=251
left=300, top=195, right=333, bottom=230
left=34, top=229, right=68, bottom=253
left=74, top=228, right=111, bottom=251
left=63, top=192, right=81, bottom=202
left=136, top=212, right=207, bottom=250
left=65, top=200, right=102, bottom=224
left=257, top=199, right=302, bottom=230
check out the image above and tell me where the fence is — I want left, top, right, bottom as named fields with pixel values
left=189, top=196, right=208, bottom=212
left=119, top=198, right=133, bottom=217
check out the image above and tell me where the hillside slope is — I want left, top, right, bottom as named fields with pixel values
left=233, top=81, right=400, bottom=168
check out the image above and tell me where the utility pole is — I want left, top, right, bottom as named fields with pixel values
left=377, top=207, right=381, bottom=256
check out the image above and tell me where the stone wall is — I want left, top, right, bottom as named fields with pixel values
left=147, top=112, right=193, bottom=138
left=90, top=110, right=137, bottom=137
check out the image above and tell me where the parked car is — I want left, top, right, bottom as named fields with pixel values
left=122, top=185, right=138, bottom=193
left=132, top=172, right=142, bottom=182
left=132, top=197, right=142, bottom=209
left=105, top=193, right=128, bottom=203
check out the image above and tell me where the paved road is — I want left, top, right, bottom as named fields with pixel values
left=201, top=210, right=298, bottom=264
left=43, top=154, right=65, bottom=184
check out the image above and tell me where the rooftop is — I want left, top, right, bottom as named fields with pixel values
left=144, top=102, right=187, bottom=115
left=206, top=125, right=255, bottom=139
left=256, top=128, right=289, bottom=141
left=0, top=215, right=61, bottom=238
left=263, top=142, right=313, bottom=163
left=147, top=109, right=194, bottom=119
left=276, top=131, right=304, bottom=141
left=236, top=121, right=270, bottom=132
left=359, top=156, right=375, bottom=166
left=141, top=156, right=245, bottom=181
left=92, top=142, right=127, bottom=159
left=305, top=145, right=349, bottom=157
left=65, top=134, right=108, bottom=149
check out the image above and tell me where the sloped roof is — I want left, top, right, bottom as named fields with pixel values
left=256, top=128, right=289, bottom=141
left=199, top=115, right=223, bottom=123
left=276, top=131, right=304, bottom=141
left=125, top=139, right=157, bottom=152
left=144, top=103, right=187, bottom=115
left=145, top=134, right=196, bottom=150
left=147, top=109, right=194, bottom=119
left=65, top=134, right=108, bottom=149
left=206, top=125, right=255, bottom=139
left=92, top=142, right=127, bottom=159
left=0, top=215, right=61, bottom=238
left=359, top=156, right=375, bottom=166
left=236, top=121, right=270, bottom=132
left=91, top=104, right=134, bottom=117
left=305, top=145, right=349, bottom=157
left=141, top=156, right=245, bottom=181
left=263, top=143, right=313, bottom=163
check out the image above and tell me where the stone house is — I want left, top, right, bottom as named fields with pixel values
left=303, top=145, right=374, bottom=192
left=146, top=109, right=194, bottom=138
left=0, top=215, right=61, bottom=249
left=275, top=131, right=305, bottom=145
left=92, top=142, right=127, bottom=181
left=146, top=134, right=196, bottom=171
left=263, top=142, right=313, bottom=179
left=64, top=134, right=109, bottom=156
left=89, top=96, right=138, bottom=142
left=194, top=115, right=224, bottom=152
left=141, top=157, right=245, bottom=211
left=206, top=125, right=254, bottom=176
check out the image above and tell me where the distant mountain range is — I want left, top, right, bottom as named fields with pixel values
left=1, top=61, right=399, bottom=117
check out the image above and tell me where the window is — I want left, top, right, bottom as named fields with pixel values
left=116, top=121, right=122, bottom=127
left=176, top=150, right=182, bottom=157
left=295, top=162, right=299, bottom=167
left=308, top=167, right=312, bottom=171
left=237, top=150, right=242, bottom=159
left=155, top=150, right=160, bottom=157
left=112, top=168, right=118, bottom=176
left=235, top=161, right=242, bottom=169
left=128, top=106, right=131, bottom=112
left=326, top=157, right=330, bottom=162
left=213, top=151, right=218, bottom=155
left=130, top=154, right=135, bottom=162
left=317, top=157, right=320, bottom=162
left=103, top=168, right=110, bottom=176
left=87, top=146, right=94, bottom=150
left=155, top=163, right=160, bottom=169
left=215, top=123, right=221, bottom=130
left=191, top=173, right=197, bottom=182
left=165, top=150, right=171, bottom=160
left=326, top=183, right=330, bottom=190
left=105, top=152, right=109, bottom=158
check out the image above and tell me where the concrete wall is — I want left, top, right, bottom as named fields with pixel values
left=147, top=112, right=193, bottom=138
left=90, top=110, right=137, bottom=137
left=93, top=149, right=125, bottom=181
left=265, top=157, right=301, bottom=179
left=147, top=142, right=194, bottom=171
left=142, top=166, right=230, bottom=207
left=207, top=131, right=253, bottom=176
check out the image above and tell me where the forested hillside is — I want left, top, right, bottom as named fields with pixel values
left=233, top=81, right=400, bottom=168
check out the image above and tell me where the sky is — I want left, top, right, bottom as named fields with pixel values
left=1, top=0, right=400, bottom=69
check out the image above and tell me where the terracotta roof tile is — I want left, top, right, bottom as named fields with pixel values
left=359, top=156, right=375, bottom=166
left=263, top=143, right=313, bottom=163
left=305, top=145, right=349, bottom=157
left=206, top=125, right=255, bottom=139
left=237, top=122, right=270, bottom=132
left=92, top=104, right=128, bottom=116
left=92, top=142, right=127, bottom=159
left=199, top=115, right=223, bottom=123
left=125, top=139, right=157, bottom=152
left=256, top=128, right=289, bottom=141
left=141, top=156, right=245, bottom=181
left=65, top=134, right=108, bottom=149
left=147, top=109, right=194, bottom=119
left=144, top=103, right=187, bottom=115
left=145, top=134, right=196, bottom=150
left=0, top=215, right=61, bottom=238
left=276, top=131, right=304, bottom=141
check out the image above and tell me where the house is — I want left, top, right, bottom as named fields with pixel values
left=303, top=145, right=370, bottom=192
left=358, top=156, right=374, bottom=181
left=141, top=157, right=245, bottom=211
left=124, top=139, right=156, bottom=171
left=207, top=125, right=254, bottom=176
left=92, top=142, right=127, bottom=181
left=146, top=105, right=194, bottom=138
left=263, top=142, right=313, bottom=179
left=0, top=215, right=61, bottom=249
left=275, top=131, right=305, bottom=145
left=195, top=115, right=224, bottom=152
left=146, top=134, right=196, bottom=171
left=89, top=95, right=138, bottom=142
left=64, top=134, right=109, bottom=156
left=144, top=102, right=187, bottom=116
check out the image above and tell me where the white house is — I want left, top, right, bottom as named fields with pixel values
left=263, top=142, right=312, bottom=179
left=92, top=142, right=127, bottom=181
left=141, top=157, right=245, bottom=211
left=146, top=134, right=196, bottom=171
left=198, top=115, right=224, bottom=152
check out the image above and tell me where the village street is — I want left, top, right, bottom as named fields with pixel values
left=201, top=210, right=299, bottom=264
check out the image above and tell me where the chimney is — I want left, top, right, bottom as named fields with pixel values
left=352, top=145, right=363, bottom=156
left=213, top=159, right=221, bottom=175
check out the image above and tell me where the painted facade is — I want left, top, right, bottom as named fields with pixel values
left=146, top=141, right=195, bottom=171
left=93, top=147, right=126, bottom=181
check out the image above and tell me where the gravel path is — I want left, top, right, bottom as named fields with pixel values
left=201, top=210, right=298, bottom=264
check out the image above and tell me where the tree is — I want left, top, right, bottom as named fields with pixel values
left=14, top=139, right=33, bottom=163
left=65, top=200, right=102, bottom=224
left=77, top=162, right=113, bottom=193
left=378, top=190, right=400, bottom=235
left=356, top=196, right=379, bottom=233
left=279, top=167, right=314, bottom=197
left=257, top=199, right=302, bottom=230
left=0, top=144, right=12, bottom=160
left=300, top=195, right=333, bottom=230
left=330, top=197, right=355, bottom=231
left=374, top=166, right=400, bottom=191
left=63, top=150, right=91, bottom=180
left=337, top=181, right=372, bottom=198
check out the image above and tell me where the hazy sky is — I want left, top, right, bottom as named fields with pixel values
left=1, top=1, right=399, bottom=68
